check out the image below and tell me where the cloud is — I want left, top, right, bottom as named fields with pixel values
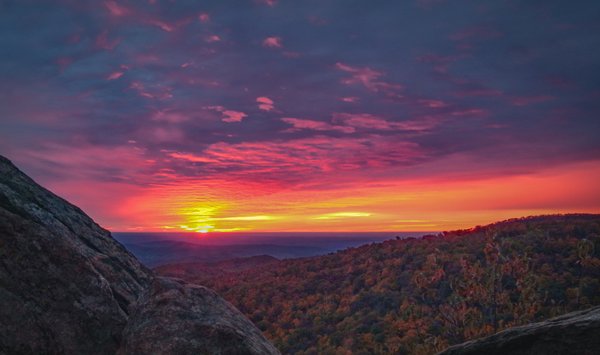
left=418, top=99, right=447, bottom=108
left=104, top=1, right=129, bottom=16
left=3, top=0, right=600, bottom=232
left=332, top=113, right=393, bottom=130
left=129, top=81, right=173, bottom=100
left=281, top=114, right=441, bottom=134
left=332, top=113, right=441, bottom=132
left=149, top=19, right=175, bottom=32
left=169, top=152, right=215, bottom=163
left=282, top=117, right=355, bottom=133
left=204, top=35, right=221, bottom=43
left=314, top=212, right=371, bottom=219
left=198, top=13, right=210, bottom=23
left=335, top=62, right=402, bottom=96
left=222, top=110, right=247, bottom=122
left=256, top=96, right=275, bottom=111
left=262, top=36, right=283, bottom=48
left=206, top=106, right=248, bottom=123
left=168, top=136, right=423, bottom=178
left=95, top=30, right=120, bottom=50
left=106, top=71, right=124, bottom=80
left=151, top=110, right=189, bottom=123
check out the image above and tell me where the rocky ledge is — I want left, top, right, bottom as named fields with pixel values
left=439, top=306, right=600, bottom=355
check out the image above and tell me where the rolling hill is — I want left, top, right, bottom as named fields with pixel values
left=156, top=214, right=600, bottom=354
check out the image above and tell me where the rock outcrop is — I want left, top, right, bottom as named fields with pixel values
left=0, top=155, right=278, bottom=354
left=118, top=277, right=279, bottom=355
left=439, top=306, right=600, bottom=355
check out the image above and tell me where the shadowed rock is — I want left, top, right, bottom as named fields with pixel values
left=118, top=277, right=279, bottom=355
left=0, top=155, right=278, bottom=354
left=438, top=306, right=600, bottom=355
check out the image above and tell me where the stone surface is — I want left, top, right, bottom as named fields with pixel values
left=0, top=155, right=278, bottom=354
left=439, top=306, right=600, bottom=355
left=118, top=277, right=279, bottom=355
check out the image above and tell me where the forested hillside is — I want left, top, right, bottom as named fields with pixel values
left=157, top=215, right=600, bottom=354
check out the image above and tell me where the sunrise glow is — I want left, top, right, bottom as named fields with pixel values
left=1, top=1, right=599, bottom=233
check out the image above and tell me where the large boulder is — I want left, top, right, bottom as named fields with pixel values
left=439, top=306, right=600, bottom=355
left=118, top=277, right=279, bottom=355
left=0, top=155, right=152, bottom=354
left=0, top=155, right=278, bottom=354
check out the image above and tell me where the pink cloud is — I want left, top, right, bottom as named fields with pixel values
left=222, top=110, right=247, bottom=123
left=256, top=97, right=275, bottom=111
left=129, top=81, right=173, bottom=100
left=107, top=71, right=124, bottom=80
left=341, top=97, right=359, bottom=103
left=95, top=31, right=120, bottom=50
left=282, top=113, right=440, bottom=134
left=104, top=1, right=129, bottom=16
left=418, top=99, right=447, bottom=108
left=262, top=36, right=283, bottom=48
left=333, top=113, right=441, bottom=132
left=333, top=113, right=394, bottom=130
left=149, top=19, right=175, bottom=32
left=169, top=152, right=215, bottom=163
left=205, top=35, right=221, bottom=43
left=206, top=106, right=248, bottom=123
left=168, top=136, right=423, bottom=177
left=335, top=62, right=402, bottom=95
left=450, top=108, right=487, bottom=116
left=282, top=117, right=355, bottom=133
left=151, top=127, right=183, bottom=142
left=198, top=13, right=210, bottom=23
left=151, top=110, right=189, bottom=123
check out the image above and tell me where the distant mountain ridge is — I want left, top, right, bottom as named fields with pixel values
left=0, top=155, right=278, bottom=354
left=156, top=255, right=280, bottom=283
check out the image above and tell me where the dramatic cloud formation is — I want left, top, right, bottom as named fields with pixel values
left=1, top=0, right=599, bottom=232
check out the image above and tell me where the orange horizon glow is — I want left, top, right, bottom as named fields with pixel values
left=3, top=1, right=600, bottom=238
left=81, top=159, right=600, bottom=234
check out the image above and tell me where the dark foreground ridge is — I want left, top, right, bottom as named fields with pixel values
left=0, top=155, right=279, bottom=354
left=439, top=306, right=600, bottom=355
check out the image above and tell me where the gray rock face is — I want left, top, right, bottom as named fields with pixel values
left=118, top=277, right=279, bottom=355
left=439, top=306, right=600, bottom=355
left=0, top=155, right=278, bottom=354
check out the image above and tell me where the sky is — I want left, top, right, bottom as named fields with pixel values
left=1, top=0, right=599, bottom=233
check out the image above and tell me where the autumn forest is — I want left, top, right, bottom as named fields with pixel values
left=157, top=214, right=600, bottom=354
